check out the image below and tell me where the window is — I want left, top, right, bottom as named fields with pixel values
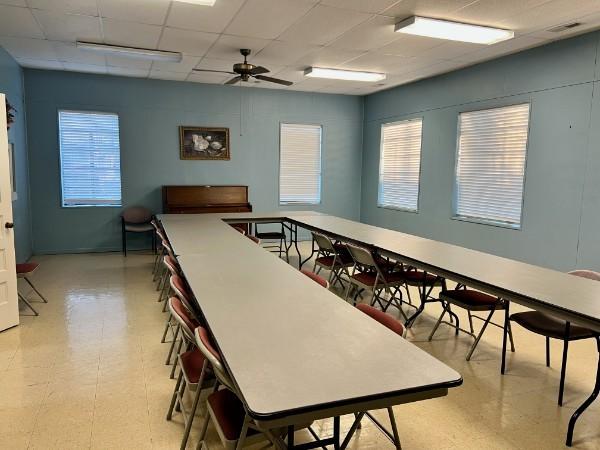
left=454, top=103, right=530, bottom=227
left=377, top=118, right=423, bottom=211
left=58, top=110, right=122, bottom=207
left=279, top=123, right=322, bottom=204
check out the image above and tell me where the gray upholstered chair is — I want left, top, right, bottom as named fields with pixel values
left=120, top=206, right=154, bottom=256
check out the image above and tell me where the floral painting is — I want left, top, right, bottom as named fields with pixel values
left=179, top=126, right=230, bottom=160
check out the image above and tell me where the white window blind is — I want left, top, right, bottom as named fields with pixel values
left=279, top=123, right=322, bottom=204
left=377, top=118, right=423, bottom=211
left=58, top=110, right=122, bottom=207
left=455, top=103, right=530, bottom=227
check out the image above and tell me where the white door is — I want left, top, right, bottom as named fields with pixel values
left=0, top=93, right=19, bottom=331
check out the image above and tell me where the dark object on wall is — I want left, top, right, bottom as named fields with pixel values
left=121, top=206, right=155, bottom=256
left=6, top=99, right=16, bottom=130
left=179, top=126, right=230, bottom=160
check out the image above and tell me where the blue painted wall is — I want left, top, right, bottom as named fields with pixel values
left=23, top=70, right=364, bottom=254
left=361, top=31, right=600, bottom=271
left=0, top=47, right=31, bottom=262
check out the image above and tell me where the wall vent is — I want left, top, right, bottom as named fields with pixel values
left=547, top=22, right=582, bottom=33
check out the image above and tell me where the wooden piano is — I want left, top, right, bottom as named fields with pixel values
left=162, top=185, right=252, bottom=214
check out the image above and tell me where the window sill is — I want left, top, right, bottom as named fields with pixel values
left=280, top=202, right=321, bottom=206
left=62, top=204, right=122, bottom=208
left=377, top=204, right=418, bottom=214
left=452, top=215, right=521, bottom=230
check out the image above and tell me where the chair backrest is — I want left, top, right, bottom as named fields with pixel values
left=313, top=232, right=336, bottom=253
left=232, top=226, right=246, bottom=235
left=194, top=327, right=235, bottom=391
left=162, top=240, right=175, bottom=258
left=247, top=235, right=260, bottom=244
left=122, top=206, right=153, bottom=224
left=168, top=297, right=199, bottom=342
left=356, top=304, right=404, bottom=336
left=170, top=274, right=194, bottom=311
left=163, top=255, right=179, bottom=276
left=301, top=269, right=329, bottom=288
left=346, top=243, right=377, bottom=268
left=569, top=269, right=600, bottom=281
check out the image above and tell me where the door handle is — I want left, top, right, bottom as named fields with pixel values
left=4, top=222, right=14, bottom=229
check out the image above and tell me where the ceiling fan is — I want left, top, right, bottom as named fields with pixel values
left=193, top=49, right=293, bottom=86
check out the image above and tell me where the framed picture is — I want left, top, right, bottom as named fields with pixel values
left=179, top=126, right=230, bottom=160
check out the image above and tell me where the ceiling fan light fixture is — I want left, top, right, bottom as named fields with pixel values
left=175, top=0, right=217, bottom=5
left=304, top=67, right=386, bottom=82
left=394, top=16, right=514, bottom=45
left=76, top=41, right=182, bottom=62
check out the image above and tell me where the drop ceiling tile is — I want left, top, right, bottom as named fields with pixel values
left=15, top=57, right=64, bottom=70
left=107, top=66, right=149, bottom=77
left=269, top=67, right=308, bottom=84
left=158, top=27, right=218, bottom=56
left=27, top=0, right=98, bottom=16
left=328, top=15, right=399, bottom=51
left=62, top=62, right=107, bottom=74
left=194, top=57, right=236, bottom=73
left=0, top=36, right=57, bottom=59
left=32, top=10, right=102, bottom=42
left=529, top=11, right=600, bottom=40
left=252, top=40, right=320, bottom=66
left=225, top=0, right=316, bottom=39
left=54, top=41, right=106, bottom=64
left=149, top=69, right=188, bottom=81
left=102, top=18, right=162, bottom=48
left=0, top=5, right=44, bottom=39
left=105, top=55, right=152, bottom=69
left=407, top=40, right=482, bottom=61
left=204, top=34, right=271, bottom=61
left=152, top=54, right=201, bottom=73
left=277, top=5, right=371, bottom=45
left=166, top=0, right=245, bottom=33
left=187, top=71, right=230, bottom=84
left=341, top=51, right=413, bottom=73
left=450, top=0, right=554, bottom=27
left=0, top=0, right=27, bottom=6
left=98, top=0, right=170, bottom=26
left=291, top=47, right=366, bottom=68
left=378, top=34, right=444, bottom=57
left=320, top=0, right=399, bottom=14
left=382, top=0, right=475, bottom=18
left=456, top=35, right=547, bottom=62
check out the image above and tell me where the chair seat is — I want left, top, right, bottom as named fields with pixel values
left=208, top=388, right=261, bottom=441
left=403, top=270, right=440, bottom=285
left=16, top=262, right=39, bottom=276
left=255, top=232, right=285, bottom=240
left=179, top=349, right=208, bottom=384
left=351, top=270, right=405, bottom=287
left=125, top=223, right=154, bottom=232
left=511, top=311, right=596, bottom=340
left=315, top=254, right=353, bottom=268
left=440, top=289, right=500, bottom=310
left=357, top=304, right=404, bottom=336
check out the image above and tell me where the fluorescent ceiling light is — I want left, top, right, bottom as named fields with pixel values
left=175, top=0, right=217, bottom=5
left=394, top=16, right=514, bottom=45
left=304, top=67, right=386, bottom=82
left=76, top=41, right=182, bottom=63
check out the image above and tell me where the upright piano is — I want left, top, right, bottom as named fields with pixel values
left=162, top=185, right=252, bottom=214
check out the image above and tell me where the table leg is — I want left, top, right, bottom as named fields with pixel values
left=566, top=337, right=600, bottom=446
left=299, top=236, right=317, bottom=270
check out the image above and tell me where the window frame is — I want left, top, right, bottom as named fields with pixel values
left=57, top=109, right=123, bottom=209
left=278, top=122, right=323, bottom=206
left=451, top=102, right=531, bottom=230
left=377, top=117, right=424, bottom=213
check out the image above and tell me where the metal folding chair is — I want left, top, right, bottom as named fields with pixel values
left=312, top=232, right=353, bottom=288
left=17, top=263, right=47, bottom=316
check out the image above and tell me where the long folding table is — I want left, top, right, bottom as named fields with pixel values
left=160, top=211, right=600, bottom=447
left=159, top=213, right=462, bottom=449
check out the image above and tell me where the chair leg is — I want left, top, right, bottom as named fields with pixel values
left=180, top=362, right=208, bottom=450
left=466, top=308, right=495, bottom=361
left=24, top=277, right=47, bottom=303
left=546, top=336, right=551, bottom=367
left=166, top=325, right=180, bottom=364
left=122, top=226, right=127, bottom=257
left=161, top=313, right=173, bottom=343
left=428, top=303, right=449, bottom=342
left=170, top=339, right=184, bottom=379
left=18, top=292, right=38, bottom=316
left=235, top=414, right=251, bottom=450
left=197, top=383, right=220, bottom=450
left=166, top=369, right=184, bottom=420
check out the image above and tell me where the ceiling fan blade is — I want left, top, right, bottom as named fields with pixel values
left=225, top=76, right=243, bottom=85
left=193, top=69, right=236, bottom=74
left=254, top=75, right=293, bottom=86
left=250, top=66, right=269, bottom=75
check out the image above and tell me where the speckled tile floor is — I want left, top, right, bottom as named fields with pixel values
left=1, top=246, right=599, bottom=449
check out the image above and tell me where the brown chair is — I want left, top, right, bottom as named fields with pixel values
left=341, top=303, right=404, bottom=449
left=502, top=270, right=600, bottom=406
left=428, top=284, right=515, bottom=361
left=403, top=267, right=447, bottom=328
left=121, top=206, right=154, bottom=256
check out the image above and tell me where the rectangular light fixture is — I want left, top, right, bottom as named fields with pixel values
left=76, top=41, right=183, bottom=63
left=394, top=16, right=514, bottom=45
left=304, top=67, right=386, bottom=82
left=175, top=0, right=217, bottom=5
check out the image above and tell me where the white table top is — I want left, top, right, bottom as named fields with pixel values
left=162, top=214, right=462, bottom=423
